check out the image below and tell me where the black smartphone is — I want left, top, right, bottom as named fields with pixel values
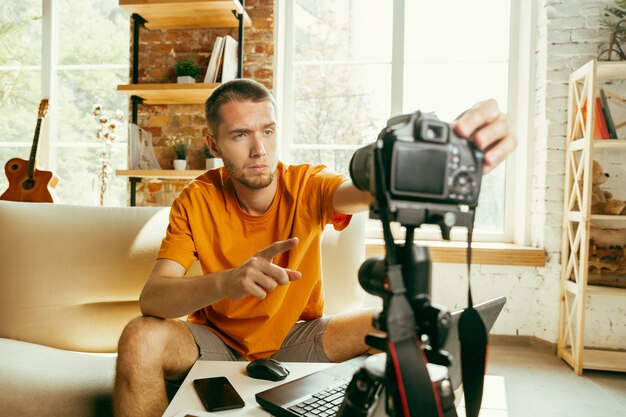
left=192, top=376, right=245, bottom=412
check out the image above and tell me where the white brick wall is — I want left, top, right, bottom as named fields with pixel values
left=432, top=0, right=626, bottom=350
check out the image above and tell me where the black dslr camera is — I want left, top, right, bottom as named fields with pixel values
left=349, top=111, right=484, bottom=231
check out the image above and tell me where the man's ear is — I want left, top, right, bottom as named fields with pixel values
left=205, top=134, right=221, bottom=158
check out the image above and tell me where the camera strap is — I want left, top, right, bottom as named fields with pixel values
left=384, top=264, right=443, bottom=417
left=458, top=215, right=488, bottom=417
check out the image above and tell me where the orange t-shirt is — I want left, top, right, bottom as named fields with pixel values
left=157, top=162, right=351, bottom=360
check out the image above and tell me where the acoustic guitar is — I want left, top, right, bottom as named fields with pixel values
left=0, top=99, right=59, bottom=203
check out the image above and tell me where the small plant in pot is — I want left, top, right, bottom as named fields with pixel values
left=175, top=59, right=199, bottom=83
left=203, top=143, right=223, bottom=170
left=166, top=137, right=190, bottom=170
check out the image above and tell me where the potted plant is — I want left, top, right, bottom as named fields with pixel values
left=203, top=144, right=223, bottom=170
left=175, top=59, right=199, bottom=83
left=166, top=137, right=190, bottom=170
left=599, top=1, right=626, bottom=60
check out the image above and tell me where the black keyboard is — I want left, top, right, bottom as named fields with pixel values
left=286, top=378, right=350, bottom=417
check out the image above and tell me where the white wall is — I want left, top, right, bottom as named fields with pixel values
left=430, top=0, right=625, bottom=350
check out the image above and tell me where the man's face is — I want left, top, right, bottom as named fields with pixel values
left=209, top=100, right=278, bottom=190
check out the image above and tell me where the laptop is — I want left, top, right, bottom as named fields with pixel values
left=255, top=296, right=506, bottom=417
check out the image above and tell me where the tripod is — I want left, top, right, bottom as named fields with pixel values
left=335, top=222, right=459, bottom=417
left=338, top=130, right=489, bottom=417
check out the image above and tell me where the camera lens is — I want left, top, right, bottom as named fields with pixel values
left=358, top=257, right=387, bottom=297
left=349, top=143, right=375, bottom=192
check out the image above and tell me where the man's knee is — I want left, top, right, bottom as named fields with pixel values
left=117, top=316, right=173, bottom=372
left=119, top=316, right=168, bottom=352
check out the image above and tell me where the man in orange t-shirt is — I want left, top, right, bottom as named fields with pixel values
left=114, top=79, right=517, bottom=416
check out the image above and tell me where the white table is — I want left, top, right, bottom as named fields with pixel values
left=164, top=361, right=509, bottom=417
left=164, top=361, right=336, bottom=417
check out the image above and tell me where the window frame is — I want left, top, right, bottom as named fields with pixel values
left=276, top=0, right=535, bottom=246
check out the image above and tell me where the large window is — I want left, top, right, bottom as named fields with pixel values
left=0, top=0, right=129, bottom=206
left=281, top=0, right=527, bottom=243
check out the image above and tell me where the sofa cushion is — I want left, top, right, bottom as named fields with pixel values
left=0, top=202, right=171, bottom=353
left=0, top=338, right=115, bottom=417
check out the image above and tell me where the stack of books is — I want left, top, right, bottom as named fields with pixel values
left=204, top=35, right=239, bottom=83
left=588, top=88, right=621, bottom=140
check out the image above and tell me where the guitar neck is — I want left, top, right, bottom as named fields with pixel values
left=27, top=118, right=43, bottom=178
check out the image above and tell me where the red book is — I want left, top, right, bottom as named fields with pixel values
left=595, top=97, right=610, bottom=139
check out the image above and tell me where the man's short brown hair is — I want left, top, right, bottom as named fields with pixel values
left=204, top=78, right=276, bottom=136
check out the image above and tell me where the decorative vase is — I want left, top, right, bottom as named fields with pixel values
left=173, top=159, right=187, bottom=170
left=205, top=158, right=224, bottom=170
left=177, top=76, right=196, bottom=84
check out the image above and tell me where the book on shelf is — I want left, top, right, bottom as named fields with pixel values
left=204, top=36, right=224, bottom=83
left=128, top=124, right=162, bottom=170
left=599, top=88, right=618, bottom=139
left=577, top=98, right=611, bottom=140
left=220, top=35, right=239, bottom=83
left=594, top=97, right=610, bottom=139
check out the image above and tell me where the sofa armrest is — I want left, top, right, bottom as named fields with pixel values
left=322, top=212, right=379, bottom=315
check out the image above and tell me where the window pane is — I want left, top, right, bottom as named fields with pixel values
left=57, top=68, right=129, bottom=144
left=0, top=1, right=42, bottom=148
left=403, top=63, right=509, bottom=122
left=57, top=0, right=129, bottom=65
left=54, top=144, right=127, bottom=206
left=0, top=70, right=42, bottom=143
left=403, top=0, right=511, bottom=235
left=475, top=162, right=505, bottom=232
left=291, top=148, right=356, bottom=176
left=295, top=0, right=392, bottom=62
left=405, top=0, right=510, bottom=63
left=292, top=63, right=391, bottom=147
left=0, top=1, right=41, bottom=66
left=52, top=0, right=129, bottom=206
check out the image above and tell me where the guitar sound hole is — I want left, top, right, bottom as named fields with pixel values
left=22, top=179, right=35, bottom=190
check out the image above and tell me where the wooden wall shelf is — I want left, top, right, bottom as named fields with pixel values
left=116, top=169, right=206, bottom=179
left=117, top=83, right=220, bottom=105
left=119, top=0, right=251, bottom=30
left=116, top=169, right=206, bottom=206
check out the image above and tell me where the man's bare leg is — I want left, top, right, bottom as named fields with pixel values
left=114, top=316, right=199, bottom=417
left=323, top=308, right=383, bottom=362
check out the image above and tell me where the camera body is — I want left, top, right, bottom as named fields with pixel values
left=350, top=111, right=484, bottom=209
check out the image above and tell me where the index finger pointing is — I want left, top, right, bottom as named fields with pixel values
left=256, top=237, right=299, bottom=262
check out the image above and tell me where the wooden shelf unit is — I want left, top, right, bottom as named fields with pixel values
left=119, top=0, right=251, bottom=30
left=116, top=1, right=250, bottom=205
left=117, top=0, right=248, bottom=114
left=558, top=59, right=626, bottom=375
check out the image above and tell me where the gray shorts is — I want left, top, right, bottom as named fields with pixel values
left=184, top=317, right=331, bottom=362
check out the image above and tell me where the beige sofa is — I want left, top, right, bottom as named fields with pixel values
left=0, top=201, right=367, bottom=417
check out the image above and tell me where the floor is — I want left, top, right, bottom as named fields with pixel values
left=484, top=338, right=626, bottom=417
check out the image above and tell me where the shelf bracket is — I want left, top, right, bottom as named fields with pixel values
left=131, top=14, right=147, bottom=84
left=131, top=95, right=144, bottom=125
left=237, top=0, right=245, bottom=78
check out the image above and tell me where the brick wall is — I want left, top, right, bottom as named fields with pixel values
left=130, top=1, right=275, bottom=206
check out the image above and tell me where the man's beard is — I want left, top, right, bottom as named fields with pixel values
left=223, top=158, right=276, bottom=190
